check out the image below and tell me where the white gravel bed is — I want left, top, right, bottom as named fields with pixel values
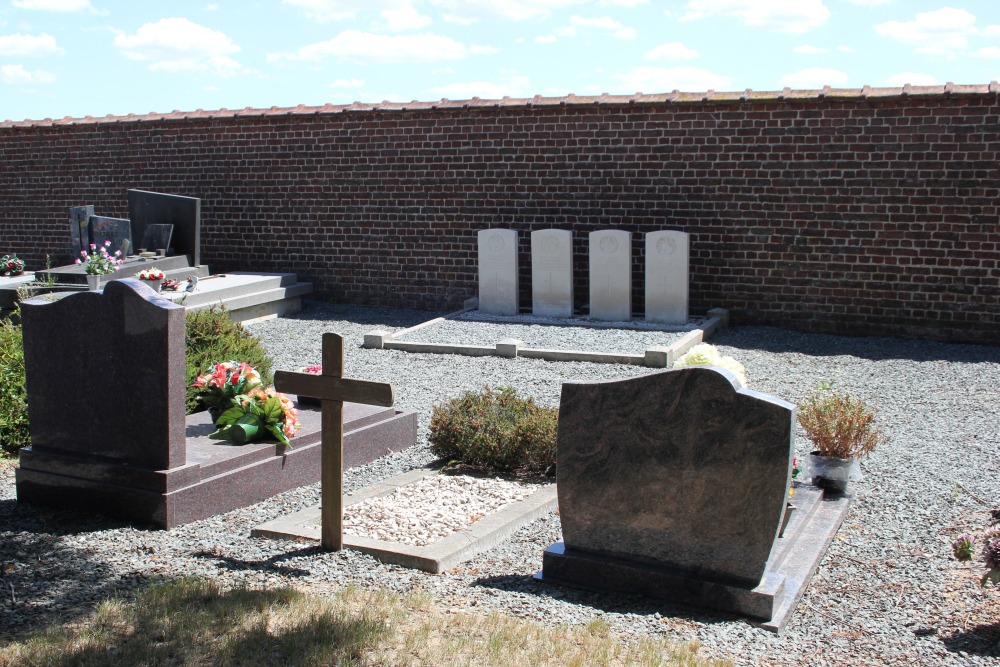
left=396, top=314, right=690, bottom=354
left=1, top=300, right=998, bottom=667
left=344, top=474, right=533, bottom=546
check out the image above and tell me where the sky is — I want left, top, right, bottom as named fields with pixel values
left=1, top=0, right=999, bottom=122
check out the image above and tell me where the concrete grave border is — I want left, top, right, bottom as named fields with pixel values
left=363, top=302, right=730, bottom=368
left=253, top=467, right=557, bottom=574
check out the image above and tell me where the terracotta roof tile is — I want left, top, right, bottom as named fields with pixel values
left=1, top=83, right=996, bottom=128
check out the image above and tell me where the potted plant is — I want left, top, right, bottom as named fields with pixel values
left=953, top=527, right=1000, bottom=587
left=797, top=387, right=889, bottom=494
left=135, top=267, right=165, bottom=292
left=75, top=240, right=123, bottom=289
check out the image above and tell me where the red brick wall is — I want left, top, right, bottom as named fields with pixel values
left=1, top=91, right=998, bottom=343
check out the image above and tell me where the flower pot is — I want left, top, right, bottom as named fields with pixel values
left=139, top=278, right=162, bottom=293
left=208, top=407, right=223, bottom=424
left=86, top=274, right=104, bottom=290
left=808, top=452, right=861, bottom=494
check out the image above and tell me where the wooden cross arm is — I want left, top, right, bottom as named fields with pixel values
left=274, top=370, right=394, bottom=407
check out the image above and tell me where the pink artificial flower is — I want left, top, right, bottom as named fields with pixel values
left=75, top=259, right=81, bottom=265
left=90, top=244, right=96, bottom=250
left=304, top=365, right=322, bottom=374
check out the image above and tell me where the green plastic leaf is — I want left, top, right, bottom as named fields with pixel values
left=216, top=406, right=245, bottom=426
left=261, top=396, right=284, bottom=423
left=266, top=423, right=291, bottom=448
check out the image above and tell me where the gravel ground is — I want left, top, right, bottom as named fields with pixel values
left=1, top=300, right=998, bottom=666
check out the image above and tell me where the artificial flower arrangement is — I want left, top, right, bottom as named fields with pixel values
left=303, top=365, right=322, bottom=374
left=135, top=267, right=165, bottom=281
left=75, top=240, right=123, bottom=275
left=672, top=343, right=748, bottom=387
left=161, top=278, right=182, bottom=291
left=192, top=361, right=299, bottom=447
left=191, top=361, right=263, bottom=410
left=210, top=387, right=300, bottom=447
left=0, top=254, right=25, bottom=276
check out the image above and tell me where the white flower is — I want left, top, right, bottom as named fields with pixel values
left=715, top=356, right=749, bottom=387
left=673, top=343, right=720, bottom=367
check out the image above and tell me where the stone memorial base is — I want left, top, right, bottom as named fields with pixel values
left=16, top=401, right=417, bottom=529
left=538, top=484, right=851, bottom=633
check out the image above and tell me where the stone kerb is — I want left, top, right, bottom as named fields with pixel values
left=20, top=278, right=187, bottom=470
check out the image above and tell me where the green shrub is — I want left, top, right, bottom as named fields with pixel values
left=0, top=316, right=29, bottom=455
left=185, top=307, right=273, bottom=414
left=428, top=386, right=557, bottom=475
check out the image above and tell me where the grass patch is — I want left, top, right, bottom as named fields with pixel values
left=0, top=579, right=731, bottom=667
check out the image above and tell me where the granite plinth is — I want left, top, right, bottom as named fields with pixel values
left=538, top=483, right=852, bottom=632
left=16, top=401, right=418, bottom=529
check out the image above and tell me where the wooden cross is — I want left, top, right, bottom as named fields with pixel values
left=274, top=333, right=394, bottom=551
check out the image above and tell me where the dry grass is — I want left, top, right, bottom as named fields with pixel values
left=0, top=579, right=732, bottom=667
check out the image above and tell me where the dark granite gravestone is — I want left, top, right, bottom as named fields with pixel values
left=69, top=205, right=94, bottom=256
left=128, top=190, right=200, bottom=266
left=88, top=216, right=133, bottom=257
left=15, top=281, right=418, bottom=528
left=539, top=366, right=851, bottom=632
left=141, top=223, right=173, bottom=254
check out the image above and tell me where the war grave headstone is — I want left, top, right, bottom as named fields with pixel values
left=15, top=281, right=416, bottom=529
left=478, top=229, right=519, bottom=316
left=538, top=366, right=851, bottom=632
left=645, top=230, right=689, bottom=325
left=531, top=229, right=573, bottom=318
left=588, top=230, right=632, bottom=321
left=128, top=189, right=201, bottom=266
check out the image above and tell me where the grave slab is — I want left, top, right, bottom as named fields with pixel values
left=253, top=468, right=558, bottom=573
left=531, top=229, right=573, bottom=318
left=589, top=230, right=631, bottom=321
left=478, top=229, right=519, bottom=316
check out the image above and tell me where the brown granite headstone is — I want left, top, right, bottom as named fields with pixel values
left=20, top=279, right=186, bottom=469
left=540, top=365, right=847, bottom=630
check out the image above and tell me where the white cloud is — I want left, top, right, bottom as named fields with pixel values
left=0, top=32, right=60, bottom=56
left=793, top=44, right=828, bottom=54
left=985, top=25, right=1000, bottom=36
left=535, top=34, right=557, bottom=43
left=779, top=67, right=849, bottom=87
left=875, top=7, right=977, bottom=55
left=330, top=77, right=364, bottom=87
left=681, top=0, right=830, bottom=33
left=842, top=0, right=890, bottom=5
left=114, top=18, right=245, bottom=77
left=431, top=0, right=586, bottom=22
left=884, top=72, right=938, bottom=85
left=430, top=73, right=532, bottom=99
left=381, top=4, right=431, bottom=30
left=268, top=30, right=497, bottom=64
left=970, top=46, right=1000, bottom=59
left=645, top=42, right=699, bottom=60
left=205, top=3, right=219, bottom=10
left=600, top=0, right=647, bottom=6
left=0, top=63, right=55, bottom=84
left=10, top=0, right=91, bottom=10
left=611, top=65, right=733, bottom=92
left=568, top=15, right=636, bottom=39
left=836, top=44, right=853, bottom=52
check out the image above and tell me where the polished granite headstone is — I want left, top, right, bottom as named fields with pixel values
left=128, top=189, right=201, bottom=266
left=540, top=366, right=851, bottom=632
left=89, top=216, right=133, bottom=257
left=69, top=205, right=94, bottom=256
left=16, top=280, right=417, bottom=528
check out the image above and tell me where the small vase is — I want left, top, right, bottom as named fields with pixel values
left=808, top=452, right=860, bottom=494
left=86, top=274, right=103, bottom=290
left=140, top=278, right=162, bottom=293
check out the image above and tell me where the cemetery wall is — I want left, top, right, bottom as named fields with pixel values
left=0, top=86, right=998, bottom=344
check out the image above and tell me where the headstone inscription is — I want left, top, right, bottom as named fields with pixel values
left=141, top=224, right=174, bottom=254
left=274, top=333, right=394, bottom=551
left=89, top=216, right=133, bottom=257
left=588, top=230, right=631, bottom=321
left=478, top=229, right=519, bottom=316
left=540, top=366, right=851, bottom=631
left=531, top=229, right=573, bottom=318
left=128, top=190, right=201, bottom=266
left=644, top=230, right=689, bottom=325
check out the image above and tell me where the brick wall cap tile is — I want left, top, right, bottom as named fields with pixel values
left=1, top=83, right=997, bottom=128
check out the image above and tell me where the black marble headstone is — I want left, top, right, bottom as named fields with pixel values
left=88, top=216, right=133, bottom=257
left=128, top=190, right=200, bottom=265
left=69, top=205, right=94, bottom=256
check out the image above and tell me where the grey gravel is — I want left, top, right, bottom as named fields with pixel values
left=1, top=300, right=998, bottom=667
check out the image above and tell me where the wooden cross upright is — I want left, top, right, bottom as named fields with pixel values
left=274, top=333, right=394, bottom=551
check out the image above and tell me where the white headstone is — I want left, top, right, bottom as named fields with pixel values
left=645, top=230, right=689, bottom=325
left=589, top=230, right=631, bottom=321
left=531, top=229, right=573, bottom=318
left=478, top=229, right=519, bottom=315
